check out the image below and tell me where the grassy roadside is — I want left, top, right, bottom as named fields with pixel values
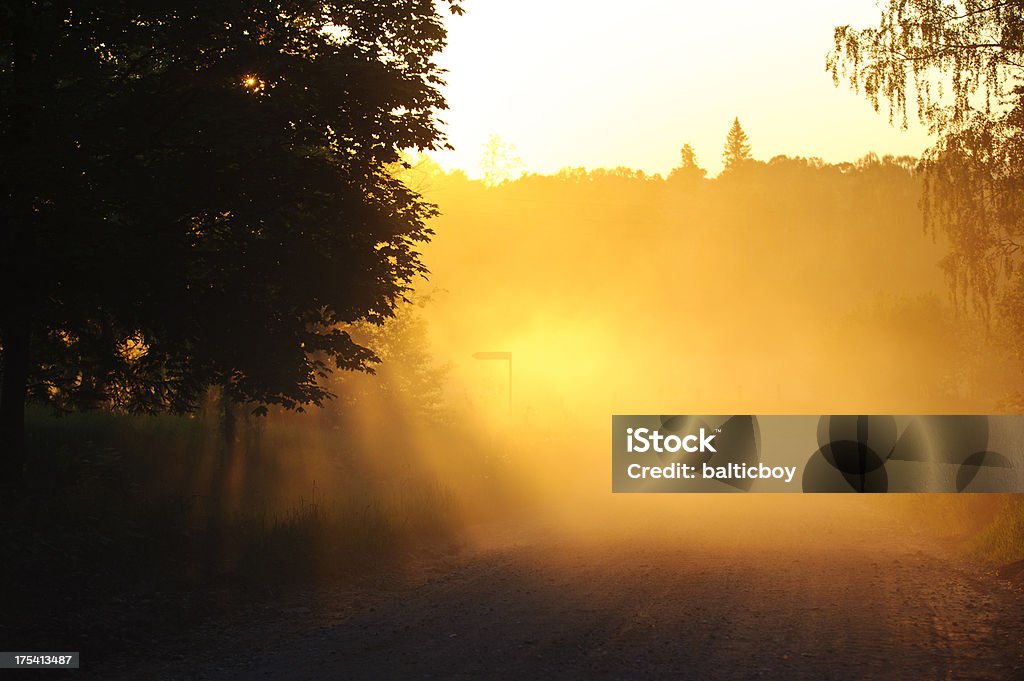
left=1, top=406, right=530, bottom=663
left=892, top=494, right=1024, bottom=568
left=968, top=497, right=1024, bottom=566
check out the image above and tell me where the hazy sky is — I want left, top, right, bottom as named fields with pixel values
left=431, top=0, right=933, bottom=178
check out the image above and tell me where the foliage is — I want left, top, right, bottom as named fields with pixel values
left=828, top=1, right=1024, bottom=315
left=479, top=134, right=523, bottom=186
left=722, top=117, right=753, bottom=171
left=340, top=299, right=451, bottom=422
left=0, top=0, right=462, bottom=448
left=828, top=1, right=1024, bottom=130
left=922, top=110, right=1024, bottom=313
left=668, top=143, right=707, bottom=184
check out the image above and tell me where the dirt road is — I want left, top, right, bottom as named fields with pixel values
left=96, top=497, right=1024, bottom=680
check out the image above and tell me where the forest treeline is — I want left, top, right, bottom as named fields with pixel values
left=401, top=150, right=1022, bottom=419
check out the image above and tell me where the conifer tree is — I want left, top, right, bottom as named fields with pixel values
left=722, top=118, right=753, bottom=171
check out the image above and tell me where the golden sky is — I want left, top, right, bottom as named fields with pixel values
left=433, top=0, right=933, bottom=178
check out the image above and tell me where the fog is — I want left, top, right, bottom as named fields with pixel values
left=80, top=152, right=1019, bottom=556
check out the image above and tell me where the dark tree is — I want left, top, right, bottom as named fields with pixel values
left=668, top=143, right=707, bottom=184
left=0, top=0, right=464, bottom=485
left=722, top=118, right=752, bottom=172
left=828, top=1, right=1024, bottom=316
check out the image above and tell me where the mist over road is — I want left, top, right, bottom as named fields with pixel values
left=101, top=498, right=1024, bottom=680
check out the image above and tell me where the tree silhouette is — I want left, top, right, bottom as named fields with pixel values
left=829, top=1, right=1024, bottom=316
left=479, top=134, right=523, bottom=187
left=0, top=0, right=463, bottom=485
left=669, top=143, right=707, bottom=183
left=722, top=118, right=753, bottom=172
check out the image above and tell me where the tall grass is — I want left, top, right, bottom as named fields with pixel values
left=968, top=497, right=1024, bottom=565
left=888, top=493, right=1024, bottom=566
left=3, top=403, right=525, bottom=656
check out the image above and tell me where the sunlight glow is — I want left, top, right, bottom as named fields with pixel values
left=242, top=74, right=265, bottom=93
